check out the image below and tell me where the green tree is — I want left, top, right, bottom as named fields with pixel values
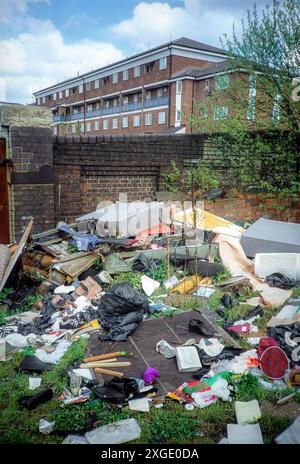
left=190, top=0, right=300, bottom=198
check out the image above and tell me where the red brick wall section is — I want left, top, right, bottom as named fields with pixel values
left=205, top=193, right=300, bottom=224
left=10, top=127, right=55, bottom=240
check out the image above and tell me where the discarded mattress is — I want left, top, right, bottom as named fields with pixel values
left=76, top=202, right=170, bottom=238
left=241, top=218, right=300, bottom=258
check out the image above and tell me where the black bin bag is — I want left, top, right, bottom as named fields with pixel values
left=97, top=282, right=149, bottom=341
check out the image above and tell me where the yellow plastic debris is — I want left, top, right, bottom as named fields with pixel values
left=171, top=275, right=202, bottom=294
left=173, top=208, right=244, bottom=233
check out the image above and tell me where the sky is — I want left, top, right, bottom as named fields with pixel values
left=0, top=0, right=271, bottom=104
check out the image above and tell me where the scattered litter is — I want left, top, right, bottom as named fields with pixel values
left=275, top=415, right=300, bottom=444
left=156, top=340, right=176, bottom=358
left=176, top=346, right=202, bottom=372
left=19, top=388, right=53, bottom=410
left=144, top=367, right=160, bottom=385
left=29, top=377, right=42, bottom=390
left=198, top=338, right=224, bottom=357
left=163, top=275, right=179, bottom=290
left=227, top=423, right=263, bottom=444
left=235, top=400, right=261, bottom=424
left=141, top=275, right=160, bottom=296
left=84, top=418, right=141, bottom=444
left=62, top=435, right=89, bottom=445
left=129, top=398, right=150, bottom=412
left=39, top=419, right=55, bottom=435
left=54, top=285, right=75, bottom=294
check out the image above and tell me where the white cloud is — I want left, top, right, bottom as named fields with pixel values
left=112, top=0, right=243, bottom=50
left=0, top=19, right=124, bottom=103
left=1, top=0, right=50, bottom=24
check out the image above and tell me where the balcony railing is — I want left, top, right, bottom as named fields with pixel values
left=144, top=95, right=168, bottom=108
left=102, top=106, right=119, bottom=115
left=52, top=114, right=65, bottom=122
left=86, top=109, right=102, bottom=119
left=121, top=101, right=142, bottom=112
left=52, top=96, right=169, bottom=123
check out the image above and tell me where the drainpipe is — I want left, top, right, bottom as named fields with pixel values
left=168, top=45, right=172, bottom=128
left=191, top=79, right=195, bottom=134
left=83, top=78, right=86, bottom=135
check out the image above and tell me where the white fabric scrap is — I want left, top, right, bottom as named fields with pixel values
left=35, top=340, right=73, bottom=364
left=54, top=285, right=75, bottom=294
left=141, top=275, right=160, bottom=296
left=198, top=338, right=224, bottom=357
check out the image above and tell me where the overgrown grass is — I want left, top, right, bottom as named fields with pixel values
left=0, top=338, right=88, bottom=444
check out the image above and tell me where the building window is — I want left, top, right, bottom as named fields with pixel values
left=176, top=80, right=182, bottom=93
left=86, top=82, right=90, bottom=91
left=204, top=79, right=210, bottom=90
left=105, top=100, right=109, bottom=108
left=247, top=74, right=257, bottom=121
left=103, top=77, right=109, bottom=85
left=47, top=95, right=52, bottom=101
left=53, top=126, right=58, bottom=135
left=122, top=117, right=128, bottom=128
left=95, top=102, right=100, bottom=109
left=215, top=74, right=230, bottom=90
left=112, top=118, right=118, bottom=129
left=94, top=79, right=99, bottom=89
left=86, top=121, right=91, bottom=132
left=158, top=111, right=166, bottom=124
left=146, top=90, right=151, bottom=100
left=79, top=123, right=84, bottom=133
left=133, top=93, right=138, bottom=102
left=272, top=94, right=281, bottom=122
left=213, top=106, right=228, bottom=120
left=65, top=89, right=69, bottom=97
left=133, top=115, right=140, bottom=127
left=59, top=91, right=63, bottom=99
left=123, top=69, right=128, bottom=81
left=159, top=57, right=167, bottom=70
left=94, top=120, right=100, bottom=131
left=42, top=96, right=46, bottom=103
left=103, top=119, right=109, bottom=130
left=145, top=62, right=155, bottom=73
left=72, top=124, right=76, bottom=133
left=87, top=104, right=93, bottom=112
left=145, top=113, right=152, bottom=126
left=112, top=73, right=118, bottom=84
left=53, top=93, right=57, bottom=101
left=113, top=98, right=119, bottom=107
left=123, top=96, right=129, bottom=105
left=157, top=88, right=163, bottom=97
left=71, top=87, right=76, bottom=95
left=134, top=66, right=140, bottom=78
left=79, top=84, right=83, bottom=94
left=176, top=110, right=181, bottom=123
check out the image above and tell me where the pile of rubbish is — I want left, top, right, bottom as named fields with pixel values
left=0, top=201, right=300, bottom=444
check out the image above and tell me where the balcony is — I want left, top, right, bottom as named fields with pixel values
left=102, top=106, right=119, bottom=115
left=144, top=95, right=168, bottom=108
left=86, top=109, right=102, bottom=119
left=52, top=114, right=65, bottom=122
left=121, top=101, right=142, bottom=113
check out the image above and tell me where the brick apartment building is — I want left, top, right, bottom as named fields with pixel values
left=34, top=37, right=237, bottom=136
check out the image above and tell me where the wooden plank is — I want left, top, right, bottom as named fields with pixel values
left=0, top=219, right=33, bottom=292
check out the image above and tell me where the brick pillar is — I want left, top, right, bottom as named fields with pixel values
left=10, top=126, right=55, bottom=240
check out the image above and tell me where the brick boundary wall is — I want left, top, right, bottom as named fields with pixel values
left=53, top=134, right=300, bottom=225
left=6, top=131, right=299, bottom=241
